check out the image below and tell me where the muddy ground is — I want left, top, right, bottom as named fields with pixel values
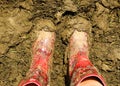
left=0, top=0, right=120, bottom=86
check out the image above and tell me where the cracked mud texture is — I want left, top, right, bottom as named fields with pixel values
left=0, top=0, right=120, bottom=86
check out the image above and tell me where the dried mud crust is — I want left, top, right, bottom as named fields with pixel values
left=0, top=0, right=120, bottom=86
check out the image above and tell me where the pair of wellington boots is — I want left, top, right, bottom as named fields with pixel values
left=19, top=19, right=106, bottom=86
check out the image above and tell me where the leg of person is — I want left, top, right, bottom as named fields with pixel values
left=69, top=30, right=106, bottom=86
left=18, top=19, right=56, bottom=86
left=77, top=77, right=103, bottom=86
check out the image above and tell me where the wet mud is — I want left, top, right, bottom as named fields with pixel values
left=0, top=0, right=120, bottom=86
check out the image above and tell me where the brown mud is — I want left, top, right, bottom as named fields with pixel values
left=0, top=0, right=120, bottom=86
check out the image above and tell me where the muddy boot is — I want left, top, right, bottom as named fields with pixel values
left=19, top=20, right=55, bottom=86
left=69, top=30, right=106, bottom=86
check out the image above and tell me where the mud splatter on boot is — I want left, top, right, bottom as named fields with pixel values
left=69, top=30, right=106, bottom=86
left=19, top=19, right=55, bottom=86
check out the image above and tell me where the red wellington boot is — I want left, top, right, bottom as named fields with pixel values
left=19, top=20, right=55, bottom=86
left=69, top=30, right=106, bottom=86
